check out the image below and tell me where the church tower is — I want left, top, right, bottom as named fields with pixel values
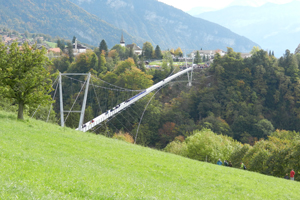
left=120, top=32, right=125, bottom=47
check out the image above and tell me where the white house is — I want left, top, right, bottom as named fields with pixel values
left=73, top=39, right=86, bottom=54
left=126, top=44, right=142, bottom=55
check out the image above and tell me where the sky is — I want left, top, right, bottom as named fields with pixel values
left=157, top=0, right=297, bottom=11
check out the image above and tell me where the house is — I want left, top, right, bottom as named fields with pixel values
left=191, top=49, right=226, bottom=60
left=73, top=39, right=86, bottom=54
left=48, top=48, right=61, bottom=54
left=126, top=44, right=142, bottom=55
left=240, top=53, right=252, bottom=59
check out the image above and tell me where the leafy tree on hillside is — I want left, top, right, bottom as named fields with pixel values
left=142, top=42, right=153, bottom=60
left=174, top=47, right=183, bottom=57
left=111, top=44, right=126, bottom=60
left=98, top=50, right=107, bottom=74
left=194, top=51, right=201, bottom=64
left=0, top=42, right=55, bottom=120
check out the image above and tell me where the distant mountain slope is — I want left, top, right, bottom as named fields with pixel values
left=196, top=1, right=300, bottom=56
left=0, top=0, right=141, bottom=47
left=69, top=0, right=258, bottom=52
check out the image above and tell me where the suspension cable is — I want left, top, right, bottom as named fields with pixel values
left=46, top=80, right=59, bottom=122
left=64, top=78, right=87, bottom=124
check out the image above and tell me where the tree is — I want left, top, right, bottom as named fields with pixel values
left=99, top=39, right=108, bottom=54
left=72, top=36, right=76, bottom=44
left=111, top=44, right=126, bottom=60
left=194, top=51, right=201, bottom=64
left=57, top=39, right=65, bottom=51
left=155, top=45, right=162, bottom=59
left=0, top=42, right=55, bottom=120
left=66, top=42, right=74, bottom=63
left=98, top=50, right=107, bottom=73
left=142, top=42, right=153, bottom=60
left=174, top=47, right=183, bottom=57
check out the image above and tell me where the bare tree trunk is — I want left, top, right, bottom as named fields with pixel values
left=18, top=101, right=24, bottom=120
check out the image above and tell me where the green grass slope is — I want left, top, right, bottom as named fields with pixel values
left=0, top=110, right=299, bottom=199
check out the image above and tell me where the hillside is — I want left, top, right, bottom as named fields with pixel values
left=68, top=0, right=258, bottom=52
left=194, top=1, right=300, bottom=56
left=0, top=110, right=299, bottom=199
left=0, top=0, right=141, bottom=48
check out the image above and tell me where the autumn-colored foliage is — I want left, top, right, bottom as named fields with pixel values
left=112, top=132, right=134, bottom=143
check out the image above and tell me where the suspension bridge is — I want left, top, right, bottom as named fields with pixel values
left=52, top=65, right=195, bottom=133
left=35, top=63, right=199, bottom=139
left=76, top=65, right=195, bottom=132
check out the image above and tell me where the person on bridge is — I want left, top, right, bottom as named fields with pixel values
left=217, top=159, right=222, bottom=165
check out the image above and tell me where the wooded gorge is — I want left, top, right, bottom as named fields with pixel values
left=44, top=46, right=300, bottom=149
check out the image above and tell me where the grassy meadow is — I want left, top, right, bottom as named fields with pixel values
left=45, top=41, right=57, bottom=48
left=0, top=110, right=299, bottom=199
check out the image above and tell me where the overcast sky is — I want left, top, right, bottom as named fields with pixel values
left=157, top=0, right=298, bottom=11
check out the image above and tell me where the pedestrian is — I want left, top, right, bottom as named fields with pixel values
left=290, top=169, right=295, bottom=180
left=224, top=160, right=228, bottom=166
left=241, top=162, right=246, bottom=170
left=217, top=159, right=222, bottom=165
left=284, top=173, right=289, bottom=180
left=228, top=161, right=233, bottom=167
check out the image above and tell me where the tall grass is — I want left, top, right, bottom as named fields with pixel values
left=0, top=110, right=299, bottom=199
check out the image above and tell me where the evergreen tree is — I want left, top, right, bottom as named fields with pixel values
left=72, top=36, right=76, bottom=44
left=57, top=39, right=65, bottom=51
left=155, top=45, right=162, bottom=59
left=67, top=42, right=74, bottom=63
left=99, top=39, right=108, bottom=54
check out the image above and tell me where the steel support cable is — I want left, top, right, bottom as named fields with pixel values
left=31, top=75, right=60, bottom=118
left=124, top=108, right=137, bottom=121
left=91, top=78, right=108, bottom=131
left=128, top=105, right=142, bottom=118
left=65, top=75, right=140, bottom=92
left=113, top=115, right=132, bottom=134
left=92, top=110, right=123, bottom=133
left=91, top=74, right=144, bottom=92
left=64, top=78, right=87, bottom=124
left=118, top=111, right=135, bottom=128
left=134, top=80, right=189, bottom=144
left=47, top=80, right=59, bottom=122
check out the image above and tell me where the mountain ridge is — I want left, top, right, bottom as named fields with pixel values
left=69, top=0, right=258, bottom=52
left=194, top=1, right=300, bottom=56
left=0, top=0, right=142, bottom=48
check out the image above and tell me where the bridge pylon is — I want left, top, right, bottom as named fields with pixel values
left=58, top=72, right=91, bottom=129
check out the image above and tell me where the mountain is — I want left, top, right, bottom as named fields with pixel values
left=68, top=0, right=258, bottom=52
left=187, top=6, right=217, bottom=16
left=0, top=0, right=142, bottom=47
left=195, top=1, right=300, bottom=56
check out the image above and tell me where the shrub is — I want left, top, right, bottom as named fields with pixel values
left=113, top=132, right=134, bottom=143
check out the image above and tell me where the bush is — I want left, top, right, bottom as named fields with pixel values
left=165, top=129, right=241, bottom=164
left=112, top=132, right=134, bottom=143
